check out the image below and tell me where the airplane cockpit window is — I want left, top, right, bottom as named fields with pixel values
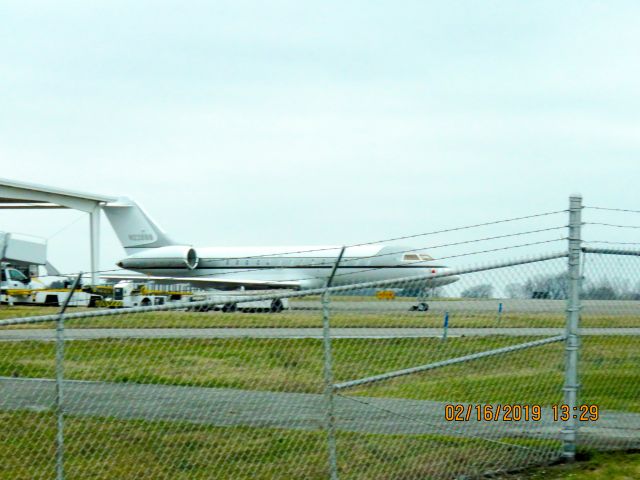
left=403, top=253, right=434, bottom=262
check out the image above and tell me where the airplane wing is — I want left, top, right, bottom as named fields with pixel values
left=101, top=274, right=301, bottom=291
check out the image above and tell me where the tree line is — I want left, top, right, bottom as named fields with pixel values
left=460, top=273, right=640, bottom=300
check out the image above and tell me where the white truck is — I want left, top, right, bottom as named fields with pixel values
left=0, top=264, right=100, bottom=307
left=0, top=232, right=100, bottom=307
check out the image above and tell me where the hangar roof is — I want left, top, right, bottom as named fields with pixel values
left=0, top=178, right=117, bottom=212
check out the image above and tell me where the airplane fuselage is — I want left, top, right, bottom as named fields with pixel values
left=117, top=245, right=459, bottom=290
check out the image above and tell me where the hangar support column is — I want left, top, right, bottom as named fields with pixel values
left=89, top=205, right=101, bottom=285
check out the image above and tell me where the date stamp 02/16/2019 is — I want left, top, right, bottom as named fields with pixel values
left=444, top=404, right=600, bottom=422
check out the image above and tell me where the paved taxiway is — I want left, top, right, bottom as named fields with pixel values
left=1, top=327, right=639, bottom=341
left=1, top=377, right=637, bottom=445
left=293, top=299, right=640, bottom=314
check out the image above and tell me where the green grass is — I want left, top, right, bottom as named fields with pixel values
left=2, top=410, right=637, bottom=479
left=511, top=449, right=640, bottom=479
left=0, top=411, right=561, bottom=480
left=1, top=305, right=638, bottom=479
left=0, top=336, right=638, bottom=410
left=2, top=303, right=640, bottom=329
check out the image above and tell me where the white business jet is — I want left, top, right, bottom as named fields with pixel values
left=103, top=198, right=459, bottom=310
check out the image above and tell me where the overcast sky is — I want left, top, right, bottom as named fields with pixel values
left=1, top=1, right=639, bottom=277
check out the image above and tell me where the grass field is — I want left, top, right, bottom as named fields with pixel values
left=0, top=411, right=560, bottom=480
left=0, top=394, right=636, bottom=479
left=515, top=450, right=640, bottom=479
left=1, top=303, right=638, bottom=479
left=1, top=304, right=640, bottom=328
left=0, top=336, right=638, bottom=410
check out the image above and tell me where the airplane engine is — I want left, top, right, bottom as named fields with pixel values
left=117, top=246, right=199, bottom=270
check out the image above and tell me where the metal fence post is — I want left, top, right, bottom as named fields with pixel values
left=563, top=196, right=582, bottom=461
left=322, top=247, right=345, bottom=480
left=442, top=311, right=449, bottom=341
left=56, top=272, right=83, bottom=480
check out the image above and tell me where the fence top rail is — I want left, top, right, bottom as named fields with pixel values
left=0, top=250, right=568, bottom=327
left=583, top=247, right=640, bottom=257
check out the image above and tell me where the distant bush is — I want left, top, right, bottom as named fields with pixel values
left=460, top=284, right=493, bottom=299
left=504, top=275, right=640, bottom=300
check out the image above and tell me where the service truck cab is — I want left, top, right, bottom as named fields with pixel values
left=0, top=263, right=100, bottom=307
left=0, top=265, right=31, bottom=289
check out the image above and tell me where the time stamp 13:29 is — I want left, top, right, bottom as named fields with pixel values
left=444, top=404, right=600, bottom=422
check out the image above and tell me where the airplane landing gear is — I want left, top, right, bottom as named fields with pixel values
left=222, top=303, right=237, bottom=313
left=270, top=299, right=284, bottom=313
left=410, top=302, right=429, bottom=312
left=410, top=289, right=431, bottom=312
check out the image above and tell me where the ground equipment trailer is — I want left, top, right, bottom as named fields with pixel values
left=189, top=290, right=289, bottom=313
left=94, top=281, right=191, bottom=308
left=97, top=281, right=290, bottom=312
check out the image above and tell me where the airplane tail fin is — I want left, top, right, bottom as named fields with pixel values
left=103, top=197, right=178, bottom=255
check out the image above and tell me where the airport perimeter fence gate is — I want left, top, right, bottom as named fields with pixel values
left=0, top=195, right=638, bottom=479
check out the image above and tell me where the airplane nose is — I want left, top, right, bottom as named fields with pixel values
left=117, top=260, right=124, bottom=268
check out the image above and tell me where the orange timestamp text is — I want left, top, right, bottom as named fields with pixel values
left=444, top=404, right=600, bottom=422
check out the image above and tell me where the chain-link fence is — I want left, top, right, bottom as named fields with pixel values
left=1, top=197, right=638, bottom=479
